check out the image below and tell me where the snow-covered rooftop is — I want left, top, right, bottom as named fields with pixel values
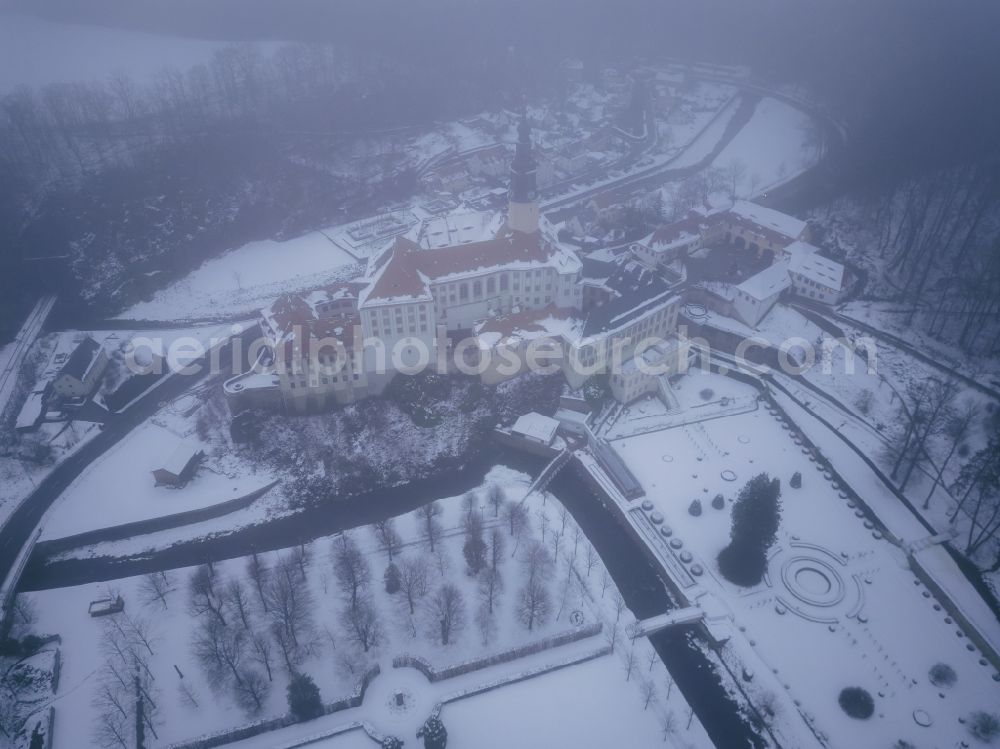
left=621, top=338, right=680, bottom=374
left=474, top=305, right=583, bottom=349
left=417, top=210, right=502, bottom=249
left=510, top=412, right=560, bottom=444
left=157, top=439, right=203, bottom=477
left=786, top=241, right=845, bottom=290
left=729, top=200, right=808, bottom=241
left=737, top=260, right=791, bottom=301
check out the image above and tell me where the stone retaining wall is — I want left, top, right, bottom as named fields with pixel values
left=392, top=622, right=602, bottom=682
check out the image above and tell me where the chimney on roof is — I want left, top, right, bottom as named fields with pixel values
left=507, top=112, right=539, bottom=234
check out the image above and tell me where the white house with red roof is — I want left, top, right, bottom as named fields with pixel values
left=631, top=210, right=712, bottom=268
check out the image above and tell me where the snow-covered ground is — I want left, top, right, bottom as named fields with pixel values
left=841, top=300, right=1000, bottom=384
left=118, top=233, right=362, bottom=322
left=0, top=323, right=248, bottom=536
left=0, top=12, right=274, bottom=92
left=664, top=96, right=742, bottom=171
left=22, top=466, right=707, bottom=748
left=655, top=81, right=739, bottom=161
left=708, top=97, right=820, bottom=197
left=607, top=372, right=1000, bottom=749
left=38, top=417, right=271, bottom=542
left=0, top=420, right=101, bottom=532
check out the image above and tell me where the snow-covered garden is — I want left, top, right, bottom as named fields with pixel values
left=606, top=372, right=1000, bottom=748
left=14, top=467, right=707, bottom=749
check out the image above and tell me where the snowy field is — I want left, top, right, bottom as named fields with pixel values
left=661, top=81, right=738, bottom=152
left=608, top=373, right=1000, bottom=749
left=709, top=97, right=820, bottom=197
left=278, top=655, right=678, bottom=749
left=665, top=96, right=742, bottom=171
left=118, top=233, right=362, bottom=322
left=38, top=417, right=272, bottom=542
left=21, top=466, right=707, bottom=748
left=0, top=12, right=271, bottom=91
left=0, top=323, right=247, bottom=536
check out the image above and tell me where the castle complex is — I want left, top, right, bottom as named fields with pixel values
left=225, top=120, right=846, bottom=414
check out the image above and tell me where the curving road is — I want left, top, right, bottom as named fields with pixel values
left=0, top=327, right=258, bottom=586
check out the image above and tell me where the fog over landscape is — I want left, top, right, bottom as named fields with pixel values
left=0, top=2, right=999, bottom=749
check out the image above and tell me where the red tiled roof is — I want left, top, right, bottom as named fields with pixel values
left=647, top=212, right=709, bottom=249
left=263, top=285, right=362, bottom=361
left=364, top=231, right=555, bottom=304
left=266, top=293, right=315, bottom=332
left=274, top=314, right=360, bottom=362
left=475, top=304, right=576, bottom=340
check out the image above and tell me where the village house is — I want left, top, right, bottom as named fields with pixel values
left=710, top=200, right=812, bottom=258
left=152, top=440, right=204, bottom=487
left=784, top=240, right=847, bottom=304
left=629, top=202, right=848, bottom=329
left=51, top=337, right=109, bottom=401
left=631, top=211, right=712, bottom=268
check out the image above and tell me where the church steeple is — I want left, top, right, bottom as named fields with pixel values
left=507, top=114, right=540, bottom=234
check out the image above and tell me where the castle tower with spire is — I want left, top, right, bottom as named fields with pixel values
left=507, top=116, right=540, bottom=234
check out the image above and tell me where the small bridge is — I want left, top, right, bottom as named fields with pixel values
left=906, top=532, right=952, bottom=555
left=628, top=607, right=706, bottom=638
left=522, top=449, right=573, bottom=502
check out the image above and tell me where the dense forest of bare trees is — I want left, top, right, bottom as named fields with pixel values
left=868, top=163, right=1000, bottom=352
left=1, top=42, right=410, bottom=188
left=819, top=159, right=1000, bottom=354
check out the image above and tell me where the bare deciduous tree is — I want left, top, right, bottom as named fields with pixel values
left=247, top=553, right=269, bottom=611
left=92, top=613, right=160, bottom=748
left=372, top=518, right=403, bottom=561
left=398, top=555, right=430, bottom=616
left=623, top=644, right=638, bottom=681
left=516, top=577, right=551, bottom=632
left=331, top=533, right=371, bottom=611
left=266, top=555, right=317, bottom=669
left=222, top=578, right=254, bottom=631
left=417, top=502, right=443, bottom=552
left=341, top=597, right=383, bottom=653
left=476, top=602, right=497, bottom=647
left=460, top=491, right=479, bottom=527
left=139, top=571, right=175, bottom=610
left=427, top=584, right=465, bottom=646
left=584, top=545, right=600, bottom=578
left=478, top=566, right=504, bottom=614
left=188, top=565, right=226, bottom=625
left=641, top=678, right=657, bottom=710
left=487, top=484, right=506, bottom=517
left=192, top=616, right=269, bottom=713
left=248, top=632, right=273, bottom=682
left=488, top=527, right=505, bottom=569
left=503, top=501, right=528, bottom=544
left=520, top=540, right=553, bottom=588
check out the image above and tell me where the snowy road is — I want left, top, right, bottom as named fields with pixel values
left=0, top=295, right=56, bottom=419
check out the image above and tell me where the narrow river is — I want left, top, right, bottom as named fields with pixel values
left=22, top=447, right=764, bottom=747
